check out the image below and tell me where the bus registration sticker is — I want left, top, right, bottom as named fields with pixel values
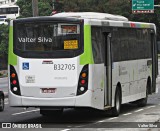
left=64, top=40, right=78, bottom=49
left=25, top=75, right=35, bottom=83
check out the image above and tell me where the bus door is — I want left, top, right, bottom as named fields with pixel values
left=151, top=30, right=157, bottom=93
left=104, top=32, right=112, bottom=107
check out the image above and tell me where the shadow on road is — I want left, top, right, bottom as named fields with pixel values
left=15, top=103, right=155, bottom=124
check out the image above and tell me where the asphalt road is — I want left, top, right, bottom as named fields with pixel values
left=1, top=62, right=160, bottom=131
left=1, top=80, right=160, bottom=130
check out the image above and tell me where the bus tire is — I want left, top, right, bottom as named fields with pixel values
left=40, top=109, right=63, bottom=116
left=111, top=88, right=121, bottom=117
left=137, top=84, right=148, bottom=107
left=0, top=95, right=4, bottom=112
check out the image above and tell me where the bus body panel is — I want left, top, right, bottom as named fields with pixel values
left=112, top=59, right=152, bottom=105
left=9, top=87, right=93, bottom=108
left=9, top=90, right=22, bottom=106
left=91, top=64, right=105, bottom=109
left=18, top=57, right=79, bottom=98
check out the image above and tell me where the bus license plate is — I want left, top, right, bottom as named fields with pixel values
left=41, top=88, right=56, bottom=93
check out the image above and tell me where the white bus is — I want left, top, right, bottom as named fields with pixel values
left=0, top=4, right=19, bottom=19
left=8, top=12, right=158, bottom=116
left=0, top=18, right=8, bottom=25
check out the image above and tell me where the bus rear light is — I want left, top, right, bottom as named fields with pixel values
left=77, top=64, right=89, bottom=95
left=13, top=87, right=18, bottom=91
left=10, top=65, right=21, bottom=96
left=12, top=80, right=17, bottom=85
left=11, top=73, right=16, bottom=78
left=80, top=80, right=86, bottom=84
left=81, top=72, right=87, bottom=78
left=80, top=87, right=85, bottom=92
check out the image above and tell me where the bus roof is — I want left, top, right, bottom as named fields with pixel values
left=52, top=12, right=128, bottom=21
left=52, top=12, right=155, bottom=29
left=12, top=12, right=155, bottom=30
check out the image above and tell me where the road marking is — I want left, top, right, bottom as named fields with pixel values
left=4, top=102, right=8, bottom=105
left=145, top=106, right=156, bottom=109
left=98, top=120, right=104, bottom=123
left=123, top=113, right=132, bottom=116
left=134, top=109, right=144, bottom=113
left=61, top=129, right=71, bottom=131
left=75, top=125, right=86, bottom=128
left=12, top=109, right=40, bottom=116
left=108, top=117, right=118, bottom=120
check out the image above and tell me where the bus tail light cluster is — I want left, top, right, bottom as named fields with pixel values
left=10, top=65, right=21, bottom=95
left=77, top=65, right=88, bottom=95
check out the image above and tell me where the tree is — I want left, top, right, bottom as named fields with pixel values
left=0, top=24, right=9, bottom=70
left=16, top=0, right=32, bottom=18
left=16, top=0, right=160, bottom=40
left=0, top=24, right=8, bottom=56
left=16, top=0, right=52, bottom=17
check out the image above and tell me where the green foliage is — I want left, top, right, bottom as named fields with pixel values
left=58, top=0, right=91, bottom=12
left=57, top=0, right=160, bottom=40
left=0, top=24, right=8, bottom=57
left=0, top=73, right=3, bottom=76
left=16, top=0, right=160, bottom=40
left=16, top=0, right=32, bottom=18
left=16, top=0, right=52, bottom=17
left=38, top=1, right=52, bottom=16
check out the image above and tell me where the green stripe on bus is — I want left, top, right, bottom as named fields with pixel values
left=80, top=25, right=94, bottom=65
left=8, top=26, right=17, bottom=65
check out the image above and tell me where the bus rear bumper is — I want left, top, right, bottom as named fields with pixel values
left=9, top=90, right=93, bottom=108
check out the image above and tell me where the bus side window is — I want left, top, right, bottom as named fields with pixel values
left=91, top=27, right=104, bottom=64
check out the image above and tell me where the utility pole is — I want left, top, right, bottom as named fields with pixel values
left=32, top=0, right=39, bottom=17
left=51, top=0, right=57, bottom=15
left=52, top=0, right=55, bottom=11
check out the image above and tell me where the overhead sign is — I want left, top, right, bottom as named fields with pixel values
left=132, top=0, right=154, bottom=13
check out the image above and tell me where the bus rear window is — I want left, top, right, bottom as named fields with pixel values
left=15, top=23, right=81, bottom=51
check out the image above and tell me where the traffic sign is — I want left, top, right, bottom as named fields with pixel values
left=132, top=0, right=154, bottom=13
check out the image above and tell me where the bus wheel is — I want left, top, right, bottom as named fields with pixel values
left=111, top=88, right=121, bottom=117
left=137, top=85, right=148, bottom=107
left=40, top=109, right=63, bottom=117
left=0, top=96, right=4, bottom=112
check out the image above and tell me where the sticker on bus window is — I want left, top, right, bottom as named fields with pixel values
left=58, top=24, right=80, bottom=35
left=64, top=40, right=78, bottom=49
left=61, top=25, right=77, bottom=34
